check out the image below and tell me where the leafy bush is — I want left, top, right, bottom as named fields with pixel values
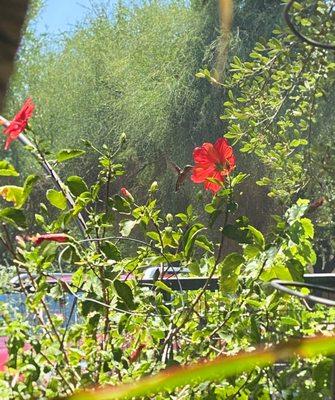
left=0, top=98, right=333, bottom=399
left=0, top=0, right=334, bottom=398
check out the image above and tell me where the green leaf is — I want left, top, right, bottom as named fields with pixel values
left=280, top=317, right=300, bottom=327
left=244, top=226, right=265, bottom=249
left=287, top=259, right=304, bottom=282
left=0, top=160, right=19, bottom=177
left=35, top=213, right=45, bottom=226
left=231, top=173, right=248, bottom=187
left=0, top=208, right=26, bottom=227
left=66, top=176, right=88, bottom=197
left=146, top=231, right=160, bottom=241
left=195, top=235, right=214, bottom=253
left=154, top=281, right=173, bottom=294
left=0, top=185, right=24, bottom=208
left=56, top=149, right=86, bottom=163
left=114, top=280, right=135, bottom=309
left=243, top=245, right=261, bottom=259
left=100, top=241, right=121, bottom=261
left=23, top=175, right=38, bottom=198
left=286, top=199, right=309, bottom=223
left=261, top=265, right=293, bottom=282
left=113, top=195, right=131, bottom=213
left=222, top=224, right=250, bottom=244
left=119, top=219, right=138, bottom=237
left=46, top=189, right=67, bottom=210
left=70, top=336, right=335, bottom=400
left=300, top=218, right=314, bottom=238
left=220, top=253, right=244, bottom=277
left=290, top=139, right=308, bottom=148
left=182, top=223, right=206, bottom=259
left=220, top=273, right=239, bottom=294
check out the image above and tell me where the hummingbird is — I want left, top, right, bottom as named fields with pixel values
left=167, top=159, right=193, bottom=192
left=306, top=197, right=325, bottom=214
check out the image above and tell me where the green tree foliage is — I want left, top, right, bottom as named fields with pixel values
left=0, top=1, right=335, bottom=398
left=3, top=0, right=281, bottom=219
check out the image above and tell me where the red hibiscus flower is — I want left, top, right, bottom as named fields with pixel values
left=30, top=233, right=70, bottom=246
left=191, top=138, right=236, bottom=193
left=2, top=98, right=35, bottom=150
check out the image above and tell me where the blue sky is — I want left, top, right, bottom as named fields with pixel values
left=35, top=0, right=101, bottom=35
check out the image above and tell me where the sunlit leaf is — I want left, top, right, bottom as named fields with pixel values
left=56, top=149, right=86, bottom=163
left=46, top=189, right=67, bottom=210
left=119, top=219, right=138, bottom=237
left=0, top=185, right=24, bottom=208
left=0, top=160, right=19, bottom=176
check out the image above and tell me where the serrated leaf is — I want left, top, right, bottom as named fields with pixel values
left=300, top=218, right=314, bottom=238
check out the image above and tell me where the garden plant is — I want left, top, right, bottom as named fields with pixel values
left=0, top=0, right=334, bottom=399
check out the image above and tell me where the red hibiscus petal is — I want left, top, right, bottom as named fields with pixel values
left=4, top=137, right=13, bottom=151
left=190, top=137, right=235, bottom=195
left=204, top=171, right=224, bottom=193
left=2, top=98, right=35, bottom=150
left=213, top=138, right=232, bottom=163
left=32, top=233, right=69, bottom=246
left=191, top=165, right=216, bottom=183
left=204, top=180, right=222, bottom=193
left=227, top=153, right=236, bottom=170
left=193, top=143, right=220, bottom=165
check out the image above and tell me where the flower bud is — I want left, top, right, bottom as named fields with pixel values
left=120, top=132, right=127, bottom=143
left=30, top=233, right=70, bottom=246
left=149, top=181, right=158, bottom=193
left=120, top=187, right=134, bottom=202
left=166, top=213, right=173, bottom=223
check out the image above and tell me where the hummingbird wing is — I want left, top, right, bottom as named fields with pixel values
left=175, top=165, right=193, bottom=192
left=167, top=159, right=182, bottom=174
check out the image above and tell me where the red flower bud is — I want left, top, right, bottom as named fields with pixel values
left=30, top=233, right=69, bottom=246
left=120, top=187, right=134, bottom=201
left=129, top=344, right=145, bottom=363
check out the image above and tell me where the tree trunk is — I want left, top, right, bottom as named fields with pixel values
left=0, top=0, right=29, bottom=112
